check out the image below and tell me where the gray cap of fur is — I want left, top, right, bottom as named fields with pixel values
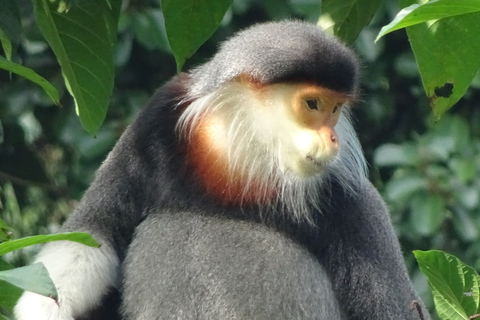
left=189, top=21, right=359, bottom=96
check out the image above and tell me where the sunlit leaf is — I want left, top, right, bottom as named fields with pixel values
left=33, top=0, right=121, bottom=134
left=0, top=232, right=99, bottom=256
left=414, top=250, right=480, bottom=320
left=376, top=0, right=480, bottom=41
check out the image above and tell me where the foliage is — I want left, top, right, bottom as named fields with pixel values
left=33, top=0, right=121, bottom=135
left=415, top=250, right=480, bottom=320
left=162, top=0, right=233, bottom=71
left=0, top=228, right=98, bottom=318
left=318, top=0, right=383, bottom=44
left=376, top=0, right=480, bottom=119
left=0, top=0, right=480, bottom=319
left=375, top=115, right=480, bottom=263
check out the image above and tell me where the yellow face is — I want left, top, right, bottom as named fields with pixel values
left=261, top=83, right=351, bottom=177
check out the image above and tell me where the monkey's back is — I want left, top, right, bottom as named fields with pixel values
left=121, top=212, right=344, bottom=320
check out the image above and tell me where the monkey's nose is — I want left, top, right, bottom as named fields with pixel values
left=318, top=126, right=339, bottom=153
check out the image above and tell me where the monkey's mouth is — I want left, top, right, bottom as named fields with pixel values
left=305, top=155, right=325, bottom=168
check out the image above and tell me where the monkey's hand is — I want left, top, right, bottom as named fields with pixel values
left=14, top=240, right=119, bottom=320
left=14, top=291, right=74, bottom=320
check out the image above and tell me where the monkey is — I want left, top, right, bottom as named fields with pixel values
left=14, top=21, right=430, bottom=320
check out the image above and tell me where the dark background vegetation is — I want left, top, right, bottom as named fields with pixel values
left=1, top=0, right=480, bottom=310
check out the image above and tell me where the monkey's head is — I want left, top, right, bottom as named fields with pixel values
left=177, top=21, right=366, bottom=220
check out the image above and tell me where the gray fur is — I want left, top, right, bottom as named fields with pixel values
left=121, top=180, right=429, bottom=320
left=123, top=212, right=344, bottom=320
left=189, top=21, right=359, bottom=97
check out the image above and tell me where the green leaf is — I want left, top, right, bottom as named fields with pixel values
left=33, top=0, right=121, bottom=135
left=414, top=250, right=480, bottom=320
left=453, top=208, right=479, bottom=241
left=0, top=278, right=22, bottom=317
left=131, top=9, right=170, bottom=52
left=0, top=232, right=100, bottom=256
left=385, top=174, right=428, bottom=203
left=0, top=258, right=14, bottom=271
left=162, top=0, right=233, bottom=71
left=410, top=193, right=445, bottom=236
left=0, top=0, right=21, bottom=60
left=0, top=314, right=9, bottom=320
left=376, top=0, right=480, bottom=41
left=0, top=28, right=11, bottom=61
left=0, top=56, right=60, bottom=104
left=318, top=0, right=383, bottom=44
left=432, top=116, right=470, bottom=152
left=450, top=158, right=477, bottom=183
left=406, top=12, right=480, bottom=118
left=0, top=263, right=57, bottom=300
left=373, top=143, right=419, bottom=167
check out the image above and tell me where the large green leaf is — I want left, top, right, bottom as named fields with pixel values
left=0, top=1, right=21, bottom=60
left=318, top=0, right=382, bottom=44
left=376, top=0, right=480, bottom=41
left=406, top=12, right=480, bottom=118
left=162, top=0, right=233, bottom=71
left=0, top=263, right=57, bottom=300
left=0, top=232, right=100, bottom=256
left=0, top=56, right=59, bottom=104
left=414, top=250, right=480, bottom=320
left=33, top=0, right=121, bottom=134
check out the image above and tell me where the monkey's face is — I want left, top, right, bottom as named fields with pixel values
left=178, top=80, right=357, bottom=207
left=263, top=84, right=348, bottom=178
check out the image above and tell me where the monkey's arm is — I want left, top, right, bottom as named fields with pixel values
left=13, top=154, right=143, bottom=320
left=14, top=77, right=186, bottom=320
left=323, top=180, right=430, bottom=320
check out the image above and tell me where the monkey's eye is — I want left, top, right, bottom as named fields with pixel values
left=332, top=103, right=342, bottom=113
left=305, top=99, right=318, bottom=111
